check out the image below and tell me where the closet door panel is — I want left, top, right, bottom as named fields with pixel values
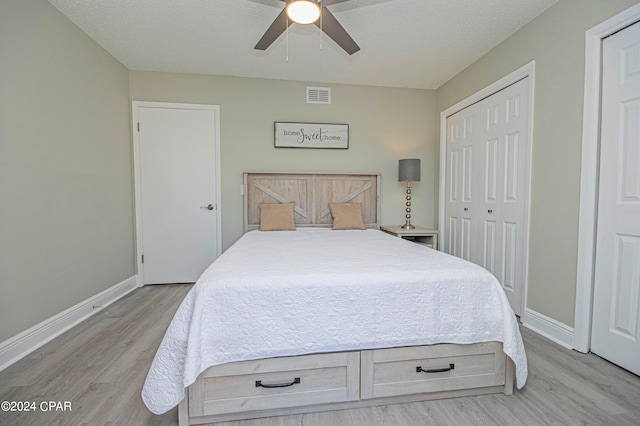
left=445, top=106, right=479, bottom=259
left=444, top=77, right=530, bottom=316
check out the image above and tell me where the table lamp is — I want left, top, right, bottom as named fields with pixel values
left=398, top=158, right=421, bottom=229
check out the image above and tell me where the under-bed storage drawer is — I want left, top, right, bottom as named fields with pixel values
left=360, top=342, right=506, bottom=399
left=188, top=351, right=360, bottom=416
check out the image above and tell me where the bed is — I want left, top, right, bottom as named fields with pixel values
left=141, top=172, right=527, bottom=425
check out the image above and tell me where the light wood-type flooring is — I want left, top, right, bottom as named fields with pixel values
left=1, top=284, right=639, bottom=425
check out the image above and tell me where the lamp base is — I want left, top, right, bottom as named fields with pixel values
left=400, top=182, right=415, bottom=230
left=399, top=222, right=415, bottom=230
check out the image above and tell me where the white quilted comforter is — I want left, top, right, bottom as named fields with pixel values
left=142, top=228, right=528, bottom=414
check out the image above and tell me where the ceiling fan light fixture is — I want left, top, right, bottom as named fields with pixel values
left=286, top=1, right=321, bottom=25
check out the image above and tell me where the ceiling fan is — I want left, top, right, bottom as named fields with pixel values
left=254, top=0, right=360, bottom=55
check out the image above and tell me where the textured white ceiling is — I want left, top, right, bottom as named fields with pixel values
left=48, top=0, right=557, bottom=89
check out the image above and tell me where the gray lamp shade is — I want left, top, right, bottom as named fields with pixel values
left=398, top=158, right=421, bottom=182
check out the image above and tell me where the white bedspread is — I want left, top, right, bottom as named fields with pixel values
left=142, top=228, right=527, bottom=414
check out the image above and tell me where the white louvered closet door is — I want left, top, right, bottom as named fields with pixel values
left=444, top=77, right=530, bottom=317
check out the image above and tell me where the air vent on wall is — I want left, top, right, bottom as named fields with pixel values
left=307, top=86, right=331, bottom=104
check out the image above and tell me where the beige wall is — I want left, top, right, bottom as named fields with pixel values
left=436, top=0, right=639, bottom=327
left=0, top=1, right=134, bottom=341
left=129, top=72, right=437, bottom=250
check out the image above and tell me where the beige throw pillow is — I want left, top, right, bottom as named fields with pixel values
left=259, top=202, right=296, bottom=231
left=329, top=203, right=366, bottom=230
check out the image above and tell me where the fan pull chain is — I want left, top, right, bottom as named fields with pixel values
left=320, top=0, right=323, bottom=50
left=286, top=15, right=289, bottom=62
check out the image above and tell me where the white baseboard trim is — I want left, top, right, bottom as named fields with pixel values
left=0, top=275, right=138, bottom=372
left=522, top=308, right=574, bottom=350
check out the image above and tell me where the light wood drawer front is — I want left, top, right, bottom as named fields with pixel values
left=361, top=342, right=506, bottom=399
left=190, top=351, right=360, bottom=416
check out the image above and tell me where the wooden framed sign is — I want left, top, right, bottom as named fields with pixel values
left=274, top=122, right=349, bottom=149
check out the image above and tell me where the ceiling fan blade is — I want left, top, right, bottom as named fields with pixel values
left=321, top=0, right=352, bottom=5
left=316, top=8, right=360, bottom=55
left=254, top=9, right=288, bottom=51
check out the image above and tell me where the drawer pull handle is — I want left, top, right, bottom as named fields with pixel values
left=416, top=364, right=455, bottom=374
left=255, top=377, right=301, bottom=388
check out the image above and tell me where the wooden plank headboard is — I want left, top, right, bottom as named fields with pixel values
left=244, top=172, right=381, bottom=232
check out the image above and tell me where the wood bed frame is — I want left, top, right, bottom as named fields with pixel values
left=178, top=172, right=515, bottom=426
left=243, top=172, right=381, bottom=231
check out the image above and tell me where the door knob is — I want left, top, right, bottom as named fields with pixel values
left=201, top=204, right=214, bottom=210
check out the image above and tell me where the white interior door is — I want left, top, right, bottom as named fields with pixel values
left=134, top=103, right=220, bottom=285
left=445, top=103, right=479, bottom=262
left=591, top=21, right=640, bottom=375
left=444, top=77, right=530, bottom=317
left=476, top=79, right=529, bottom=315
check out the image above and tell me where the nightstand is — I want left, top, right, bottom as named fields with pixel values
left=380, top=226, right=439, bottom=250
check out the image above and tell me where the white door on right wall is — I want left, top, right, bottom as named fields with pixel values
left=591, top=20, right=640, bottom=376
